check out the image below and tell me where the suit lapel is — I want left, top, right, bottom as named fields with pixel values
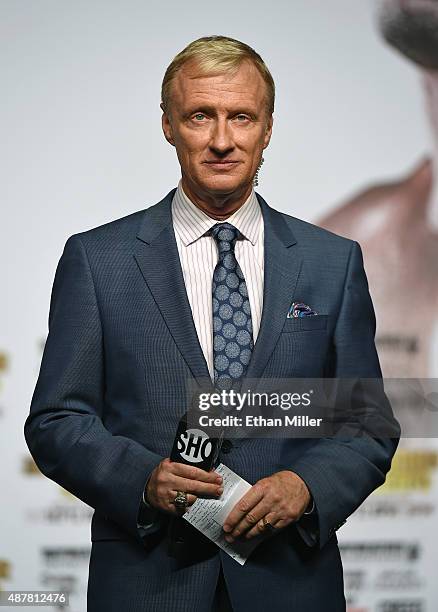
left=133, top=189, right=211, bottom=382
left=242, top=194, right=303, bottom=384
left=133, top=189, right=302, bottom=387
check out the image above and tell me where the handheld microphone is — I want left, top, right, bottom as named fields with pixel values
left=167, top=404, right=224, bottom=558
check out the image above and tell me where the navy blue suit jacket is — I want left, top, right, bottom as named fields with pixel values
left=24, top=189, right=400, bottom=611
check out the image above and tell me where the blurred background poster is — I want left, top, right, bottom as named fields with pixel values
left=319, top=2, right=438, bottom=610
left=1, top=1, right=437, bottom=610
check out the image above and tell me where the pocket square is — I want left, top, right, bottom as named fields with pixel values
left=287, top=302, right=318, bottom=318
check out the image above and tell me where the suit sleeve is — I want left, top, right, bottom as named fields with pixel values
left=290, top=240, right=401, bottom=550
left=24, top=234, right=164, bottom=544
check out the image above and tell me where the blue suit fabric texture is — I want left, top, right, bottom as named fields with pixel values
left=24, top=189, right=400, bottom=612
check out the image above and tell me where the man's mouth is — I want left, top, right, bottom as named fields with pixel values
left=203, top=160, right=240, bottom=172
left=204, top=160, right=239, bottom=165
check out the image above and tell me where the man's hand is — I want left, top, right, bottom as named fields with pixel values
left=223, top=470, right=311, bottom=542
left=146, top=458, right=223, bottom=515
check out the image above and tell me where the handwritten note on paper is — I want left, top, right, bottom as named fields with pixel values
left=183, top=463, right=261, bottom=565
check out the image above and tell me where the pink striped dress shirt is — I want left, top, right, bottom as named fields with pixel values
left=172, top=179, right=264, bottom=381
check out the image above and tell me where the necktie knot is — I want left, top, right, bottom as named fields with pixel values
left=210, top=223, right=240, bottom=256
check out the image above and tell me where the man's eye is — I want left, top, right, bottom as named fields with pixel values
left=193, top=113, right=206, bottom=121
left=235, top=114, right=250, bottom=121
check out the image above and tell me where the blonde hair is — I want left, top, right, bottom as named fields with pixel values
left=161, top=35, right=275, bottom=116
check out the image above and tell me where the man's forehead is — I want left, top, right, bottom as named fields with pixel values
left=176, top=61, right=262, bottom=90
left=172, top=61, right=265, bottom=105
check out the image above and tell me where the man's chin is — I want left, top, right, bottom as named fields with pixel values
left=195, top=175, right=248, bottom=196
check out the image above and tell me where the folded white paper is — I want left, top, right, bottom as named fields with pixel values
left=183, top=463, right=261, bottom=565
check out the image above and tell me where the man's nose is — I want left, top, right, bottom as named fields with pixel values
left=209, top=118, right=234, bottom=153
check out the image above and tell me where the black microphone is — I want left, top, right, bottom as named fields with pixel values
left=167, top=401, right=224, bottom=558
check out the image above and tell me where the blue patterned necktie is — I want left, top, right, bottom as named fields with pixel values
left=210, top=223, right=254, bottom=391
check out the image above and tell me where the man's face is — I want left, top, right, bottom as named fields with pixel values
left=161, top=59, right=273, bottom=206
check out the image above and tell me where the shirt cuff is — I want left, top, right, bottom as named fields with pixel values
left=303, top=497, right=315, bottom=515
left=137, top=481, right=159, bottom=530
left=294, top=494, right=319, bottom=547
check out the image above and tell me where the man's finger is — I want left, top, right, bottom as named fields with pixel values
left=224, top=500, right=270, bottom=541
left=244, top=513, right=285, bottom=540
left=169, top=474, right=223, bottom=498
left=223, top=485, right=264, bottom=533
left=170, top=461, right=222, bottom=484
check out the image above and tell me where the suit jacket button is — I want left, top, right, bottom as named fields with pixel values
left=221, top=439, right=233, bottom=454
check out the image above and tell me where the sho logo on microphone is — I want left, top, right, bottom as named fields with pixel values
left=176, top=428, right=213, bottom=463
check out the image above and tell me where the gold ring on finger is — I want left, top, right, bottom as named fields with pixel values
left=173, top=491, right=188, bottom=509
left=261, top=515, right=275, bottom=532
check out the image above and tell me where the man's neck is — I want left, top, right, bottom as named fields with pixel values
left=423, top=69, right=438, bottom=229
left=181, top=176, right=253, bottom=220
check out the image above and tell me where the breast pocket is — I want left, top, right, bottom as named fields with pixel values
left=264, top=315, right=330, bottom=378
left=281, top=314, right=328, bottom=333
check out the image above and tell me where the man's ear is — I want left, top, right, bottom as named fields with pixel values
left=161, top=102, right=175, bottom=146
left=263, top=113, right=274, bottom=149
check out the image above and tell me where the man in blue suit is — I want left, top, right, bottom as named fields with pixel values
left=24, top=35, right=400, bottom=611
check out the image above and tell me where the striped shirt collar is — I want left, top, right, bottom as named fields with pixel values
left=172, top=179, right=262, bottom=247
